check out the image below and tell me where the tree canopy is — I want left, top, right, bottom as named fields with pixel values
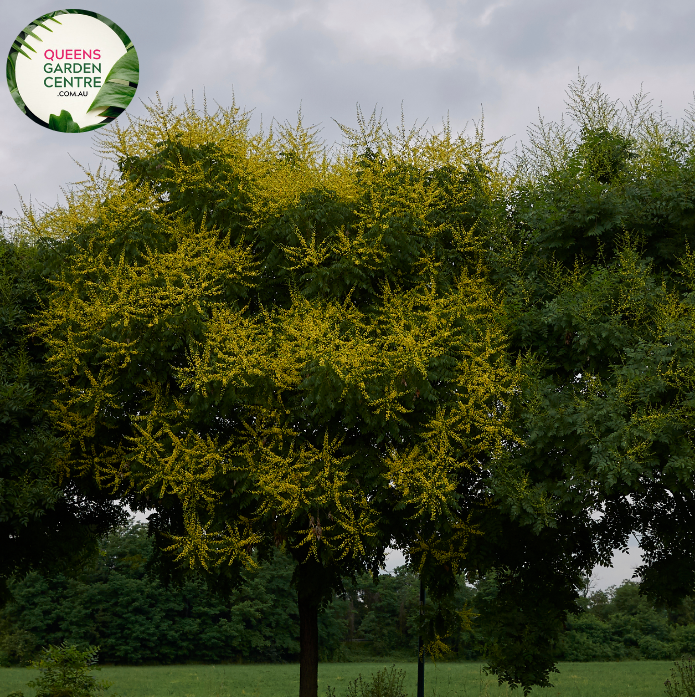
left=0, top=239, right=126, bottom=606
left=489, top=76, right=694, bottom=604
left=466, top=78, right=694, bottom=688
left=23, top=99, right=523, bottom=695
left=5, top=75, right=694, bottom=696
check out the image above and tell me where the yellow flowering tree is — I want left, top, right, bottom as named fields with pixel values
left=27, top=98, right=520, bottom=697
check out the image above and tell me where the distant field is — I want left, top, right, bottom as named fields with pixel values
left=0, top=660, right=677, bottom=697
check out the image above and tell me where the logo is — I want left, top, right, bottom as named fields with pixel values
left=7, top=10, right=139, bottom=133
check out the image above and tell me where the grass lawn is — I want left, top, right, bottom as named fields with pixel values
left=0, top=661, right=676, bottom=697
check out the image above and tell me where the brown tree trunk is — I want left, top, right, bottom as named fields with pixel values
left=417, top=578, right=425, bottom=697
left=298, top=593, right=319, bottom=697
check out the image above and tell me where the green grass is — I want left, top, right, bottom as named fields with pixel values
left=0, top=661, right=676, bottom=697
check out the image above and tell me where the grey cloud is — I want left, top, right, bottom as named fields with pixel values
left=0, top=0, right=693, bottom=214
left=258, top=20, right=490, bottom=135
left=444, top=0, right=694, bottom=70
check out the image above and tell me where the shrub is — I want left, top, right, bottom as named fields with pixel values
left=326, top=665, right=408, bottom=697
left=0, top=623, right=37, bottom=666
left=25, top=643, right=115, bottom=697
left=664, top=655, right=695, bottom=697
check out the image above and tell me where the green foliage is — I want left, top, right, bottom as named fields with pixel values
left=6, top=76, right=693, bottom=696
left=477, top=76, right=694, bottom=691
left=26, top=642, right=113, bottom=697
left=2, top=524, right=690, bottom=670
left=0, top=522, right=471, bottom=666
left=87, top=49, right=139, bottom=119
left=6, top=11, right=63, bottom=110
left=48, top=110, right=81, bottom=133
left=665, top=656, right=695, bottom=697
left=0, top=524, right=327, bottom=665
left=562, top=582, right=694, bottom=661
left=0, top=239, right=127, bottom=607
left=326, top=665, right=407, bottom=697
left=20, top=93, right=520, bottom=697
left=0, top=619, right=36, bottom=666
left=338, top=566, right=478, bottom=661
left=27, top=105, right=515, bottom=584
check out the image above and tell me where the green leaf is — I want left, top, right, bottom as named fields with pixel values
left=86, top=50, right=139, bottom=115
left=48, top=110, right=81, bottom=133
left=33, top=21, right=55, bottom=33
left=33, top=12, right=63, bottom=25
left=80, top=123, right=108, bottom=133
left=9, top=87, right=26, bottom=112
left=12, top=46, right=31, bottom=60
left=97, top=106, right=125, bottom=119
left=11, top=16, right=61, bottom=62
left=87, top=81, right=136, bottom=114
left=94, top=13, right=133, bottom=48
left=6, top=51, right=17, bottom=89
left=14, top=37, right=37, bottom=55
left=7, top=53, right=27, bottom=111
left=103, top=50, right=139, bottom=86
left=23, top=29, right=44, bottom=42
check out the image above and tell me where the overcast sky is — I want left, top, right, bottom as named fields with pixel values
left=3, top=0, right=693, bottom=589
left=381, top=539, right=644, bottom=590
left=1, top=0, right=693, bottom=217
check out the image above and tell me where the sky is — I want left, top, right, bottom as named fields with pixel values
left=3, top=0, right=694, bottom=589
left=381, top=536, right=644, bottom=591
left=1, top=0, right=694, bottom=217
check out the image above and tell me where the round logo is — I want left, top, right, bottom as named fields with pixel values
left=7, top=10, right=138, bottom=133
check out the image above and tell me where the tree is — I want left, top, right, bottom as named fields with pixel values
left=0, top=522, right=331, bottom=666
left=476, top=76, right=694, bottom=684
left=25, top=100, right=519, bottom=697
left=560, top=580, right=694, bottom=661
left=0, top=238, right=126, bottom=607
left=21, top=78, right=690, bottom=695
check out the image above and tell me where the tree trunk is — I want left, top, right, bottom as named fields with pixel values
left=417, top=578, right=425, bottom=697
left=298, top=593, right=319, bottom=697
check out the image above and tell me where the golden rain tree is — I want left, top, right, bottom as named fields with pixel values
left=25, top=98, right=531, bottom=696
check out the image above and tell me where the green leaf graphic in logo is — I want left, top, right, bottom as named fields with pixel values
left=48, top=110, right=81, bottom=133
left=6, top=52, right=24, bottom=111
left=6, top=13, right=63, bottom=111
left=11, top=13, right=62, bottom=59
left=88, top=49, right=139, bottom=118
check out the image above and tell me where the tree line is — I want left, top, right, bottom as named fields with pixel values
left=0, top=523, right=692, bottom=666
left=0, top=75, right=693, bottom=696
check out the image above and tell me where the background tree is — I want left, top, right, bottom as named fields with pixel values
left=2, top=521, right=691, bottom=667
left=0, top=238, right=126, bottom=607
left=0, top=523, right=320, bottom=666
left=475, top=76, right=694, bottom=685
